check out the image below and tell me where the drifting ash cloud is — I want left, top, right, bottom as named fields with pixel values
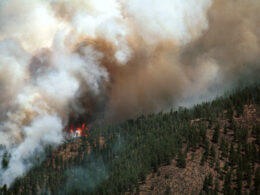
left=0, top=0, right=260, bottom=187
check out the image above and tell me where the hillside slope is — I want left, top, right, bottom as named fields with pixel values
left=137, top=104, right=259, bottom=195
left=1, top=84, right=260, bottom=195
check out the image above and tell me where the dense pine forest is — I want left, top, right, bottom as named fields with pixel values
left=1, top=83, right=259, bottom=195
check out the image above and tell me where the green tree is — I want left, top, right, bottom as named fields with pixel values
left=212, top=126, right=220, bottom=143
left=177, top=150, right=186, bottom=168
left=2, top=152, right=10, bottom=169
left=236, top=168, right=243, bottom=195
left=203, top=176, right=209, bottom=193
left=210, top=145, right=216, bottom=159
left=255, top=167, right=260, bottom=195
left=229, top=143, right=236, bottom=167
left=223, top=171, right=232, bottom=195
left=224, top=125, right=227, bottom=134
left=208, top=173, right=213, bottom=187
left=214, top=178, right=219, bottom=193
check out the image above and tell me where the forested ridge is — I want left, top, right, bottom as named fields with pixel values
left=1, top=84, right=260, bottom=195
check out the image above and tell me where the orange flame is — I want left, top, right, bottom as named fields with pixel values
left=68, top=123, right=89, bottom=137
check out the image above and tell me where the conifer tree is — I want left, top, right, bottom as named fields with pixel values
left=177, top=150, right=186, bottom=168
left=203, top=176, right=209, bottom=193
left=214, top=178, right=219, bottom=193
left=212, top=126, right=220, bottom=143
left=223, top=171, right=232, bottom=195
left=255, top=167, right=260, bottom=195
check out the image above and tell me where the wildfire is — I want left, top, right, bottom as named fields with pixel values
left=68, top=123, right=89, bottom=138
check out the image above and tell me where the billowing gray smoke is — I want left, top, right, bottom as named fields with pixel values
left=0, top=0, right=259, bottom=187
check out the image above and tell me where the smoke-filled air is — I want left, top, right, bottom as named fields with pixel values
left=0, top=0, right=260, bottom=187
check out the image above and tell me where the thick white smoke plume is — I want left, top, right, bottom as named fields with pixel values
left=0, top=0, right=260, bottom=187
